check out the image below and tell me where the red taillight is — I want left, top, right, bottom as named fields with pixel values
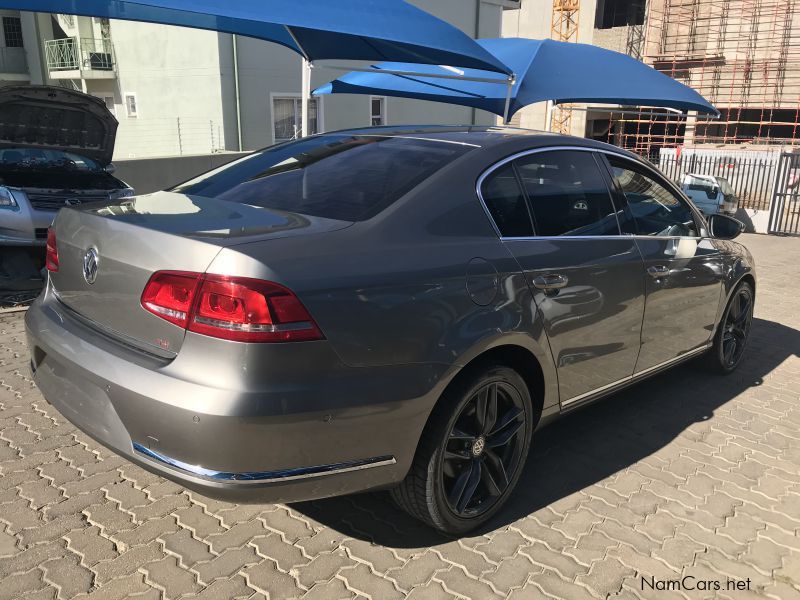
left=141, top=271, right=323, bottom=343
left=141, top=271, right=201, bottom=328
left=45, top=227, right=59, bottom=272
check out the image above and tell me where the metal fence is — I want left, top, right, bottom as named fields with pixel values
left=114, top=117, right=226, bottom=158
left=768, top=153, right=800, bottom=235
left=657, top=153, right=778, bottom=211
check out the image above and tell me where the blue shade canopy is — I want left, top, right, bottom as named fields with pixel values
left=315, top=38, right=719, bottom=118
left=1, top=0, right=511, bottom=74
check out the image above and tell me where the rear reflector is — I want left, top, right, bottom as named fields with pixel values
left=45, top=227, right=59, bottom=272
left=141, top=271, right=323, bottom=343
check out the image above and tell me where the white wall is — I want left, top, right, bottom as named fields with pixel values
left=33, top=2, right=507, bottom=157
left=81, top=19, right=229, bottom=159
left=233, top=0, right=508, bottom=150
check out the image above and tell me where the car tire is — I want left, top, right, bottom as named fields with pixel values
left=391, top=363, right=534, bottom=534
left=702, top=281, right=754, bottom=374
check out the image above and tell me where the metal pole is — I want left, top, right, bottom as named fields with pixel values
left=322, top=64, right=509, bottom=84
left=301, top=58, right=312, bottom=137
left=232, top=34, right=243, bottom=151
left=502, top=76, right=515, bottom=124
left=544, top=100, right=554, bottom=132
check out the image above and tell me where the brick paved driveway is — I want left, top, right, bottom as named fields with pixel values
left=1, top=233, right=799, bottom=600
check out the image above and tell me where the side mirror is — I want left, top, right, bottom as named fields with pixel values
left=104, top=163, right=116, bottom=175
left=708, top=213, right=744, bottom=240
left=708, top=185, right=719, bottom=199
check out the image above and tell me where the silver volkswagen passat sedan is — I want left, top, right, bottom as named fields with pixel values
left=26, top=126, right=755, bottom=533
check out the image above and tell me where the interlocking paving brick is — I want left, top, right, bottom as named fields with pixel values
left=143, top=555, right=202, bottom=597
left=1, top=232, right=799, bottom=598
left=192, top=545, right=260, bottom=584
left=65, top=525, right=119, bottom=567
left=0, top=568, right=48, bottom=600
left=41, top=554, right=95, bottom=599
left=161, top=528, right=215, bottom=568
left=241, top=559, right=303, bottom=599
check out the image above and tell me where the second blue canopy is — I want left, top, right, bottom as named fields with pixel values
left=314, top=37, right=718, bottom=119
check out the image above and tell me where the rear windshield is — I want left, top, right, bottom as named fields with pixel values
left=171, top=134, right=473, bottom=221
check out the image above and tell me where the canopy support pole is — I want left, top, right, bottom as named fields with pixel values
left=321, top=64, right=510, bottom=84
left=285, top=26, right=314, bottom=138
left=544, top=100, right=554, bottom=132
left=301, top=59, right=312, bottom=137
left=502, top=75, right=515, bottom=124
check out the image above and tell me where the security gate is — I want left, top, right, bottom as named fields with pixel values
left=769, top=152, right=800, bottom=235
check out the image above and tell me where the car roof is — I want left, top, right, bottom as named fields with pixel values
left=316, top=124, right=641, bottom=158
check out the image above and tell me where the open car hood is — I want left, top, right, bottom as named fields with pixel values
left=0, top=85, right=118, bottom=166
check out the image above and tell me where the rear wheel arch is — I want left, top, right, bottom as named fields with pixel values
left=428, top=344, right=546, bottom=439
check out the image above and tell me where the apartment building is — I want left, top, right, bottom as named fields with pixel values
left=1, top=1, right=514, bottom=160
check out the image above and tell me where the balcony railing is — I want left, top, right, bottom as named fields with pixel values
left=0, top=47, right=28, bottom=74
left=44, top=37, right=115, bottom=72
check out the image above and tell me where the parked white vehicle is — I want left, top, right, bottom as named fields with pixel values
left=681, top=174, right=738, bottom=217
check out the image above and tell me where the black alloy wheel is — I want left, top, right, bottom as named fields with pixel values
left=441, top=381, right=527, bottom=517
left=703, top=281, right=754, bottom=374
left=721, top=284, right=753, bottom=369
left=392, top=363, right=534, bottom=534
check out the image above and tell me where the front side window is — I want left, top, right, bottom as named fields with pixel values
left=609, top=157, right=699, bottom=237
left=273, top=97, right=319, bottom=143
left=514, top=150, right=620, bottom=236
left=171, top=134, right=472, bottom=221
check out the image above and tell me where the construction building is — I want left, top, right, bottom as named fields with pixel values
left=505, top=0, right=800, bottom=157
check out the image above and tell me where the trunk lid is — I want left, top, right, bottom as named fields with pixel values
left=0, top=85, right=117, bottom=166
left=49, top=191, right=350, bottom=355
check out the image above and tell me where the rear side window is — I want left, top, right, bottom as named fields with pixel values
left=480, top=164, right=534, bottom=237
left=515, top=150, right=620, bottom=236
left=172, top=134, right=473, bottom=221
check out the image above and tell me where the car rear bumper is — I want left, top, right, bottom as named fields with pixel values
left=25, top=286, right=445, bottom=502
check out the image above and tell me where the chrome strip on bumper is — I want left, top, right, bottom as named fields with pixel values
left=132, top=443, right=396, bottom=484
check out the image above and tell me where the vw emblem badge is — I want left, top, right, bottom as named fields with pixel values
left=83, top=247, right=99, bottom=284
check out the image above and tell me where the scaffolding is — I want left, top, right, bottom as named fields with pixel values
left=550, top=0, right=580, bottom=133
left=599, top=0, right=800, bottom=155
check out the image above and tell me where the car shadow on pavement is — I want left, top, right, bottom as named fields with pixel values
left=291, top=317, right=800, bottom=546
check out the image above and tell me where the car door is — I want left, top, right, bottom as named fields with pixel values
left=479, top=148, right=646, bottom=405
left=602, top=154, right=725, bottom=374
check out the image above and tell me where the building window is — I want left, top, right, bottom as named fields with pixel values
left=370, top=97, right=386, bottom=126
left=2, top=16, right=24, bottom=48
left=97, top=95, right=115, bottom=115
left=124, top=93, right=138, bottom=118
left=595, top=0, right=645, bottom=29
left=272, top=96, right=319, bottom=143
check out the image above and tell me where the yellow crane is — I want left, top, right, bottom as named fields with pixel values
left=550, top=0, right=580, bottom=133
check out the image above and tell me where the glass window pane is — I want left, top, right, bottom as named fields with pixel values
left=608, top=157, right=699, bottom=237
left=515, top=150, right=620, bottom=236
left=172, top=134, right=473, bottom=221
left=273, top=98, right=296, bottom=141
left=480, top=164, right=533, bottom=237
left=2, top=17, right=23, bottom=48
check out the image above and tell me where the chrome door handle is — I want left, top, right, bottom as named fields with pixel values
left=647, top=265, right=670, bottom=278
left=532, top=274, right=569, bottom=290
